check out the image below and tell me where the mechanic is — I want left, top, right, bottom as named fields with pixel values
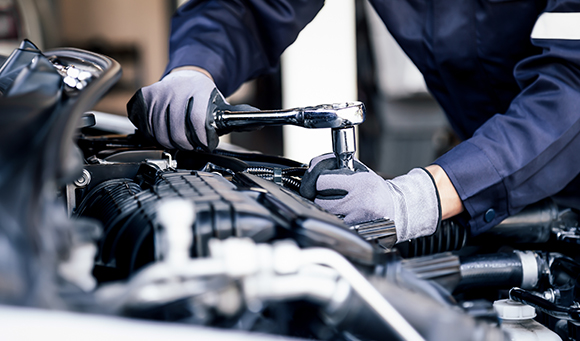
left=128, top=1, right=580, bottom=244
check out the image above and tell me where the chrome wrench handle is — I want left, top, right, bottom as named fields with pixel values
left=212, top=101, right=365, bottom=132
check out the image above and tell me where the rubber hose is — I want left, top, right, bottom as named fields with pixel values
left=458, top=253, right=523, bottom=290
left=397, top=219, right=468, bottom=258
left=509, top=287, right=580, bottom=321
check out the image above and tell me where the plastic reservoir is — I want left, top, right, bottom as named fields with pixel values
left=493, top=299, right=561, bottom=341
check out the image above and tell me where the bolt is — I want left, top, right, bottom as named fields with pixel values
left=74, top=169, right=91, bottom=188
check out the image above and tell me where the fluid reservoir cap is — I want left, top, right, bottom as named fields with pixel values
left=493, top=299, right=536, bottom=320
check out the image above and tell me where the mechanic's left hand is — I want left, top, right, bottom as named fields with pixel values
left=300, top=154, right=441, bottom=243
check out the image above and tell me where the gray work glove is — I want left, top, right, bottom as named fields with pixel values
left=300, top=154, right=441, bottom=243
left=127, top=70, right=256, bottom=151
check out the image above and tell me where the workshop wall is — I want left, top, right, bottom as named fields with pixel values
left=58, top=0, right=171, bottom=115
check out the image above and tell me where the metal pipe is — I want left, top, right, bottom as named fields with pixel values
left=301, top=248, right=425, bottom=341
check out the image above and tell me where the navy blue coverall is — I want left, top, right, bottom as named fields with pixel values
left=164, top=0, right=580, bottom=236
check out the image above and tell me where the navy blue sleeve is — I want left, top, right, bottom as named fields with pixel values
left=435, top=0, right=580, bottom=235
left=165, top=0, right=324, bottom=97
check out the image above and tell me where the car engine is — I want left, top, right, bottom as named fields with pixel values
left=2, top=40, right=580, bottom=341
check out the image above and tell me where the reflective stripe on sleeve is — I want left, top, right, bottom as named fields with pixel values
left=531, top=12, right=580, bottom=40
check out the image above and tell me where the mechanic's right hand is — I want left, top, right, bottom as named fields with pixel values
left=127, top=69, right=255, bottom=152
left=300, top=153, right=441, bottom=243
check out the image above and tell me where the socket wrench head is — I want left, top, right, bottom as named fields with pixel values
left=332, top=127, right=356, bottom=170
left=211, top=100, right=365, bottom=171
left=301, top=102, right=365, bottom=129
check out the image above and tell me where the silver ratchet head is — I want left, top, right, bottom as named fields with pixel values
left=301, top=101, right=366, bottom=129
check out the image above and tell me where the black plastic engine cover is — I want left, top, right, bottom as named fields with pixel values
left=78, top=167, right=276, bottom=282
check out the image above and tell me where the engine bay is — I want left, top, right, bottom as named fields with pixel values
left=2, top=40, right=580, bottom=341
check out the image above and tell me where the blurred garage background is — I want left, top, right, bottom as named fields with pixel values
left=0, top=0, right=455, bottom=178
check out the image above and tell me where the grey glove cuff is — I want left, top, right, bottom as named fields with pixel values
left=390, top=168, right=441, bottom=242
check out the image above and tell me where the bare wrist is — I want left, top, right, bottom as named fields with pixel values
left=425, top=164, right=463, bottom=220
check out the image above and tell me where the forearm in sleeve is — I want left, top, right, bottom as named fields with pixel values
left=435, top=0, right=580, bottom=235
left=165, top=0, right=324, bottom=96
